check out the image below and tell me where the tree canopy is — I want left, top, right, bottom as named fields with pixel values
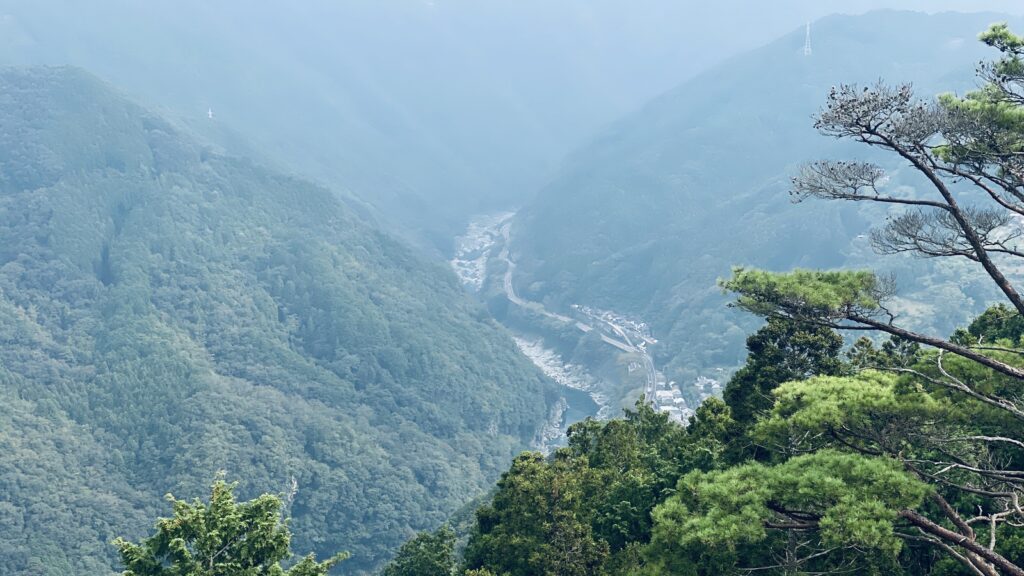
left=716, top=22, right=1024, bottom=575
left=114, top=478, right=347, bottom=576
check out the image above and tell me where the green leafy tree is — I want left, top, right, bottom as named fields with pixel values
left=461, top=404, right=695, bottom=575
left=462, top=452, right=608, bottom=576
left=722, top=317, right=843, bottom=427
left=964, top=303, right=1024, bottom=345
left=380, top=526, right=456, bottom=576
left=113, top=478, right=347, bottom=576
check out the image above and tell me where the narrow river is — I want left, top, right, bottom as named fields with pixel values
left=451, top=213, right=603, bottom=449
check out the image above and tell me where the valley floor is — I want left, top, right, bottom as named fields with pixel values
left=451, top=212, right=696, bottom=441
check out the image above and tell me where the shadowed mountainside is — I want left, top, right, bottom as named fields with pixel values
left=0, top=66, right=553, bottom=575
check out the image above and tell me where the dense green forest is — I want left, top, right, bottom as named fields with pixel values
left=8, top=7, right=1024, bottom=576
left=377, top=23, right=1024, bottom=576
left=510, top=11, right=1024, bottom=387
left=0, top=66, right=556, bottom=575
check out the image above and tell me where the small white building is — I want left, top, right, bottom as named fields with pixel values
left=655, top=390, right=675, bottom=406
left=659, top=405, right=684, bottom=423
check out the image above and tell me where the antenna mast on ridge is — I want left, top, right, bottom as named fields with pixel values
left=803, top=22, right=813, bottom=56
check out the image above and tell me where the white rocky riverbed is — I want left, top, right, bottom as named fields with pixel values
left=451, top=214, right=611, bottom=451
left=449, top=212, right=513, bottom=292
left=514, top=336, right=611, bottom=418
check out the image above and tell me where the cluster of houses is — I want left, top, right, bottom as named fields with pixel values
left=694, top=376, right=722, bottom=402
left=653, top=375, right=721, bottom=424
left=571, top=304, right=658, bottom=345
left=564, top=303, right=724, bottom=427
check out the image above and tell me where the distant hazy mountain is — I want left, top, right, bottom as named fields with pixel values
left=4, top=1, right=1018, bottom=251
left=510, top=11, right=1023, bottom=384
left=0, top=67, right=552, bottom=575
left=0, top=0, right=706, bottom=249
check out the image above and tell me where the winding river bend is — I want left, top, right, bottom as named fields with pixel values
left=452, top=211, right=688, bottom=446
left=451, top=213, right=604, bottom=449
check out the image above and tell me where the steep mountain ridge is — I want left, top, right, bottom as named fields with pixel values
left=0, top=66, right=551, bottom=575
left=510, top=10, right=1023, bottom=384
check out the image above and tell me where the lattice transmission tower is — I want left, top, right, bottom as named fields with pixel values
left=803, top=22, right=813, bottom=56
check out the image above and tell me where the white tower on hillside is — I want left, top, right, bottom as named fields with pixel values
left=803, top=22, right=813, bottom=56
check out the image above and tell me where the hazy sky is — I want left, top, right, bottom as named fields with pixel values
left=563, top=0, right=1024, bottom=99
left=4, top=0, right=1024, bottom=243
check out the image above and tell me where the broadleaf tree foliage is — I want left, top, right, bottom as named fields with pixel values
left=114, top=478, right=348, bottom=576
left=380, top=526, right=457, bottom=576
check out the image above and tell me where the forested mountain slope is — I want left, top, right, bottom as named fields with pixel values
left=511, top=10, right=1024, bottom=384
left=0, top=66, right=551, bottom=575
